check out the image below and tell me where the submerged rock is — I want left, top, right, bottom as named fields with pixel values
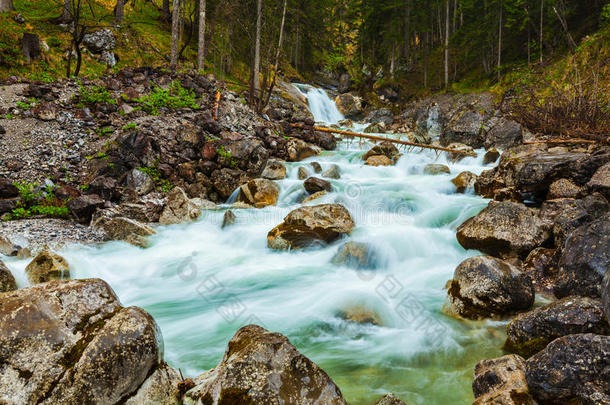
left=373, top=393, right=407, bottom=405
left=303, top=191, right=327, bottom=204
left=472, top=354, right=532, bottom=405
left=0, top=260, right=17, bottom=292
left=526, top=334, right=610, bottom=404
left=322, top=164, right=341, bottom=179
left=221, top=210, right=236, bottom=228
left=184, top=324, right=347, bottom=404
left=261, top=160, right=287, bottom=180
left=456, top=201, right=551, bottom=259
left=25, top=250, right=70, bottom=284
left=554, top=213, right=610, bottom=298
left=236, top=178, right=280, bottom=208
left=298, top=166, right=310, bottom=180
left=0, top=279, right=176, bottom=404
left=159, top=187, right=200, bottom=225
left=267, top=204, right=355, bottom=250
left=446, top=255, right=534, bottom=319
left=365, top=155, right=394, bottom=166
left=362, top=141, right=400, bottom=162
left=304, top=177, right=332, bottom=194
left=452, top=171, right=478, bottom=193
left=331, top=241, right=379, bottom=269
left=505, top=297, right=610, bottom=357
left=336, top=305, right=383, bottom=326
left=423, top=163, right=450, bottom=175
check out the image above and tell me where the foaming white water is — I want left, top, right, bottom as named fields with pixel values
left=294, top=83, right=345, bottom=125
left=1, top=92, right=505, bottom=405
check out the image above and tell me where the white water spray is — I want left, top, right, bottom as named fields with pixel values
left=294, top=83, right=345, bottom=125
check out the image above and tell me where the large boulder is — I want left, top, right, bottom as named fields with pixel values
left=0, top=279, right=178, bottom=404
left=124, top=363, right=182, bottom=405
left=587, top=162, right=610, bottom=199
left=304, top=177, right=332, bottom=194
left=0, top=260, right=17, bottom=292
left=472, top=354, right=532, bottom=405
left=526, top=334, right=610, bottom=404
left=184, top=324, right=347, bottom=404
left=365, top=108, right=394, bottom=126
left=554, top=213, right=610, bottom=298
left=441, top=110, right=485, bottom=148
left=267, top=204, right=355, bottom=250
left=211, top=168, right=249, bottom=201
left=25, top=250, right=70, bottom=285
left=452, top=171, right=478, bottom=193
left=362, top=141, right=400, bottom=162
left=521, top=248, right=558, bottom=298
left=93, top=215, right=156, bottom=248
left=335, top=93, right=363, bottom=119
left=236, top=178, right=280, bottom=208
left=505, top=297, right=610, bottom=357
left=82, top=28, right=116, bottom=54
left=261, top=160, right=287, bottom=180
left=125, top=168, right=155, bottom=196
left=286, top=139, right=321, bottom=162
left=67, top=194, right=105, bottom=224
left=484, top=118, right=523, bottom=150
left=159, top=187, right=200, bottom=225
left=456, top=201, right=551, bottom=259
left=446, top=255, right=534, bottom=319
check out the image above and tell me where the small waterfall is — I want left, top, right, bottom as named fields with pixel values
left=294, top=84, right=345, bottom=125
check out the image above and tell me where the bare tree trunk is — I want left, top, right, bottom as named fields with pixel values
left=114, top=0, right=125, bottom=24
left=252, top=0, right=262, bottom=98
left=552, top=5, right=576, bottom=51
left=170, top=0, right=180, bottom=68
left=0, top=0, right=13, bottom=12
left=497, top=0, right=502, bottom=82
left=444, top=0, right=449, bottom=88
left=197, top=0, right=206, bottom=70
left=390, top=41, right=396, bottom=78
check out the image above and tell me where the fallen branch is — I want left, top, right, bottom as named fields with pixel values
left=523, top=138, right=599, bottom=145
left=289, top=123, right=473, bottom=155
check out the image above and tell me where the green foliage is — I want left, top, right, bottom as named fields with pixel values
left=14, top=181, right=42, bottom=204
left=122, top=123, right=137, bottom=130
left=134, top=81, right=199, bottom=115
left=16, top=100, right=32, bottom=110
left=77, top=85, right=117, bottom=106
left=97, top=127, right=114, bottom=136
left=602, top=4, right=610, bottom=27
left=217, top=145, right=237, bottom=168
left=138, top=166, right=173, bottom=193
left=6, top=180, right=66, bottom=220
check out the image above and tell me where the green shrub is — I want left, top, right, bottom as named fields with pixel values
left=78, top=85, right=117, bottom=106
left=122, top=123, right=137, bottom=130
left=14, top=181, right=42, bottom=204
left=135, top=81, right=199, bottom=115
left=138, top=166, right=173, bottom=192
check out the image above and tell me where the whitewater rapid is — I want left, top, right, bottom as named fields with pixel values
left=3, top=86, right=504, bottom=404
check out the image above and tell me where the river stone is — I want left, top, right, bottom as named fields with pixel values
left=525, top=334, right=610, bottom=404
left=446, top=255, right=534, bottom=319
left=25, top=250, right=70, bottom=284
left=298, top=166, right=309, bottom=180
left=331, top=241, right=379, bottom=269
left=452, top=171, right=478, bottom=193
left=456, top=201, right=551, bottom=259
left=287, top=138, right=321, bottom=161
left=336, top=305, right=382, bottom=326
left=483, top=149, right=501, bottom=165
left=447, top=143, right=477, bottom=162
left=547, top=178, right=581, bottom=199
left=126, top=168, right=155, bottom=196
left=472, top=354, right=532, bottom=405
left=93, top=216, right=156, bottom=247
left=505, top=297, right=610, bottom=357
left=424, top=163, right=450, bottom=175
left=267, top=204, right=355, bottom=250
left=303, top=191, right=327, bottom=204
left=362, top=141, right=400, bottom=162
left=221, top=210, right=236, bottom=228
left=521, top=248, right=558, bottom=298
left=554, top=213, right=610, bottom=298
left=124, top=362, right=182, bottom=405
left=0, top=235, right=21, bottom=256
left=373, top=393, right=407, bottom=405
left=236, top=178, right=280, bottom=208
left=335, top=92, right=363, bottom=119
left=365, top=155, right=394, bottom=166
left=322, top=164, right=341, bottom=179
left=304, top=177, right=332, bottom=194
left=310, top=161, right=322, bottom=173
left=184, top=324, right=347, bottom=404
left=0, top=260, right=17, bottom=292
left=261, top=160, right=287, bottom=180
left=210, top=168, right=249, bottom=200
left=587, top=162, right=610, bottom=198
left=159, top=187, right=200, bottom=224
left=0, top=279, right=167, bottom=404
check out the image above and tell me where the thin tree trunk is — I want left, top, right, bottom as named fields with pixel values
left=497, top=0, right=502, bottom=82
left=0, top=0, right=13, bottom=12
left=262, top=0, right=287, bottom=109
left=170, top=0, right=180, bottom=68
left=444, top=0, right=449, bottom=88
left=162, top=0, right=170, bottom=21
left=252, top=0, right=262, bottom=98
left=114, top=0, right=125, bottom=24
left=540, top=0, right=544, bottom=63
left=552, top=5, right=576, bottom=51
left=197, top=0, right=206, bottom=70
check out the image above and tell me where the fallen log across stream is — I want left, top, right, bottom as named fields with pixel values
left=288, top=123, right=474, bottom=155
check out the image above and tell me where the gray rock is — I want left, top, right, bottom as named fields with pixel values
left=67, top=194, right=105, bottom=224
left=82, top=28, right=117, bottom=54
left=484, top=118, right=522, bottom=150
left=92, top=215, right=156, bottom=247
left=587, top=162, right=610, bottom=199
left=335, top=93, right=363, bottom=119
left=126, top=168, right=155, bottom=196
left=322, top=164, right=341, bottom=179
left=423, top=163, right=450, bottom=175
left=261, top=160, right=287, bottom=180
left=441, top=110, right=485, bottom=148
left=365, top=108, right=394, bottom=126
left=159, top=187, right=200, bottom=225
left=25, top=250, right=70, bottom=284
left=472, top=354, right=532, bottom=405
left=184, top=325, right=347, bottom=404
left=603, top=270, right=610, bottom=326
left=0, top=260, right=17, bottom=292
left=447, top=255, right=534, bottom=319
left=124, top=363, right=182, bottom=405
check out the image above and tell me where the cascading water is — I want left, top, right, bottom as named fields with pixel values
left=2, top=88, right=504, bottom=404
left=294, top=84, right=345, bottom=125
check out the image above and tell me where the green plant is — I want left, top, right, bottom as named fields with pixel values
left=97, top=127, right=114, bottom=136
left=4, top=114, right=14, bottom=119
left=14, top=181, right=42, bottom=204
left=217, top=145, right=237, bottom=168
left=122, top=123, right=137, bottom=130
left=77, top=85, right=117, bottom=106
left=138, top=166, right=173, bottom=192
left=16, top=101, right=32, bottom=110
left=134, top=81, right=199, bottom=115
left=78, top=184, right=89, bottom=191
left=602, top=4, right=610, bottom=27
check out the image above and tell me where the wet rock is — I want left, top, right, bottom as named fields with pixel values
left=304, top=177, right=332, bottom=194
left=287, top=139, right=321, bottom=161
left=505, top=297, right=610, bottom=357
left=526, top=334, right=610, bottom=404
left=441, top=110, right=485, bottom=148
left=362, top=141, right=400, bottom=162
left=364, top=123, right=386, bottom=133
left=211, top=168, right=249, bottom=201
left=124, top=363, right=182, bottom=405
left=261, top=160, right=287, bottom=180
left=322, top=164, right=341, bottom=179
left=82, top=28, right=116, bottom=54
left=117, top=194, right=165, bottom=223
left=547, top=178, right=581, bottom=199
left=373, top=393, right=407, bottom=405
left=484, top=118, right=523, bottom=150
left=446, top=255, right=534, bottom=319
left=0, top=260, right=17, bottom=292
left=452, top=171, right=478, bottom=193
left=472, top=354, right=532, bottom=405
left=159, top=187, right=200, bottom=225
left=335, top=93, right=363, bottom=120
left=298, top=166, right=310, bottom=180
left=221, top=210, right=236, bottom=228
left=483, top=149, right=501, bottom=165
left=365, top=155, right=394, bottom=166
left=331, top=241, right=379, bottom=269
left=456, top=201, right=551, bottom=259
left=25, top=250, right=70, bottom=284
left=310, top=162, right=322, bottom=173
left=126, top=168, right=155, bottom=196
left=184, top=324, right=347, bottom=404
left=365, top=108, right=394, bottom=126
left=0, top=177, right=18, bottom=198
left=423, top=163, right=450, bottom=175
left=268, top=204, right=355, bottom=250
left=587, top=162, right=610, bottom=198
left=337, top=305, right=382, bottom=326
left=236, top=178, right=280, bottom=208
left=521, top=248, right=558, bottom=298
left=93, top=216, right=156, bottom=247
left=303, top=191, right=327, bottom=204
left=447, top=143, right=477, bottom=162
left=67, top=194, right=105, bottom=224
left=554, top=213, right=610, bottom=298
